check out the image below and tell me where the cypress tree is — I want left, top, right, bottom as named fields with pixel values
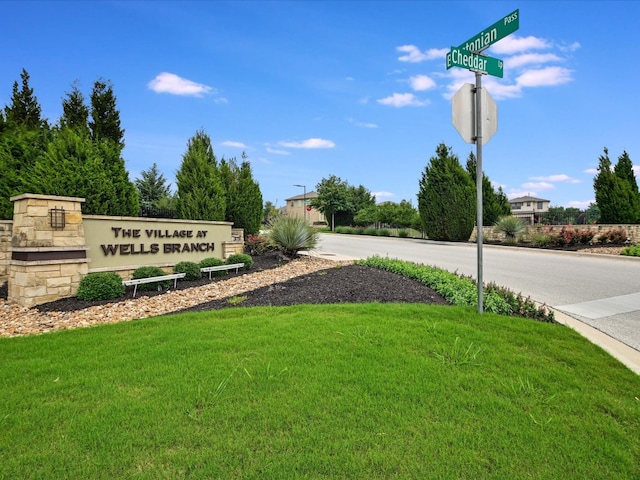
left=418, top=143, right=475, bottom=241
left=466, top=152, right=510, bottom=226
left=89, top=79, right=124, bottom=149
left=4, top=69, right=45, bottom=130
left=135, top=163, right=172, bottom=208
left=175, top=129, right=226, bottom=220
left=594, top=147, right=640, bottom=223
left=60, top=81, right=89, bottom=133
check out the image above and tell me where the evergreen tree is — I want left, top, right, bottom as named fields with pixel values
left=175, top=129, right=225, bottom=220
left=594, top=147, right=640, bottom=223
left=233, top=159, right=263, bottom=235
left=417, top=143, right=475, bottom=241
left=135, top=163, right=171, bottom=208
left=60, top=81, right=89, bottom=133
left=466, top=152, right=510, bottom=225
left=4, top=69, right=45, bottom=130
left=89, top=79, right=124, bottom=148
left=263, top=201, right=278, bottom=225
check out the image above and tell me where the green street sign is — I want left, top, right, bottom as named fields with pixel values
left=459, top=9, right=519, bottom=53
left=446, top=47, right=504, bottom=78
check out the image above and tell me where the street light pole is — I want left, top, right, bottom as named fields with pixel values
left=293, top=184, right=307, bottom=224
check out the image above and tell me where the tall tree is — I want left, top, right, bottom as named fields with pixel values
left=466, top=152, right=510, bottom=225
left=175, top=129, right=225, bottom=221
left=232, top=159, right=263, bottom=235
left=4, top=69, right=45, bottom=130
left=89, top=79, right=124, bottom=148
left=334, top=184, right=375, bottom=227
left=594, top=147, right=640, bottom=223
left=135, top=163, right=172, bottom=208
left=418, top=143, right=475, bottom=241
left=59, top=81, right=89, bottom=133
left=311, top=175, right=350, bottom=231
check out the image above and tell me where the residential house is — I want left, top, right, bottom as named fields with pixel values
left=281, top=191, right=326, bottom=225
left=509, top=195, right=550, bottom=224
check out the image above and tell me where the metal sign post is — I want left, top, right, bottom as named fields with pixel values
left=447, top=9, right=519, bottom=313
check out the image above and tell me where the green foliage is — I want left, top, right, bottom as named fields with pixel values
left=220, top=155, right=263, bottom=235
left=377, top=228, right=390, bottom=236
left=530, top=232, right=554, bottom=247
left=268, top=216, right=318, bottom=257
left=363, top=227, right=377, bottom=236
left=594, top=148, right=640, bottom=223
left=76, top=272, right=125, bottom=301
left=173, top=261, right=201, bottom=281
left=199, top=257, right=224, bottom=269
left=4, top=69, right=45, bottom=130
left=621, top=244, right=640, bottom=256
left=135, top=163, right=172, bottom=209
left=418, top=143, right=476, bottom=241
left=466, top=152, right=511, bottom=225
left=89, top=79, right=124, bottom=148
left=311, top=175, right=350, bottom=230
left=175, top=129, right=226, bottom=221
left=226, top=253, right=253, bottom=270
left=131, top=266, right=170, bottom=291
left=357, top=256, right=555, bottom=322
left=262, top=201, right=279, bottom=226
left=493, top=216, right=527, bottom=243
left=398, top=229, right=409, bottom=238
left=59, top=81, right=89, bottom=133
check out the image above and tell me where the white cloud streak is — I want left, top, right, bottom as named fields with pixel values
left=377, top=93, right=428, bottom=107
left=278, top=138, right=335, bottom=149
left=148, top=72, right=214, bottom=97
left=490, top=35, right=552, bottom=55
left=530, top=174, right=580, bottom=184
left=397, top=45, right=447, bottom=63
left=221, top=141, right=246, bottom=148
left=409, top=74, right=436, bottom=91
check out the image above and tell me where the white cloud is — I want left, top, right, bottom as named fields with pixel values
left=266, top=146, right=290, bottom=155
left=559, top=41, right=581, bottom=53
left=490, top=35, right=551, bottom=55
left=567, top=200, right=594, bottom=209
left=377, top=93, right=428, bottom=107
left=584, top=168, right=598, bottom=175
left=397, top=45, right=447, bottom=63
left=221, top=141, right=247, bottom=148
left=278, top=138, right=335, bottom=149
left=348, top=118, right=378, bottom=128
left=373, top=191, right=394, bottom=202
left=148, top=72, right=214, bottom=97
left=409, top=74, right=436, bottom=91
left=530, top=174, right=580, bottom=184
left=522, top=181, right=555, bottom=191
left=516, top=66, right=573, bottom=87
left=505, top=53, right=562, bottom=69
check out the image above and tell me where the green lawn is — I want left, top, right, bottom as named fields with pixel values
left=1, top=304, right=639, bottom=479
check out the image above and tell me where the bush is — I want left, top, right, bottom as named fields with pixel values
left=245, top=234, right=270, bottom=255
left=173, top=261, right=201, bottom=281
left=226, top=253, right=253, bottom=270
left=268, top=216, right=318, bottom=257
left=398, top=229, right=409, bottom=238
left=598, top=228, right=628, bottom=245
left=621, top=244, right=640, bottom=257
left=131, top=266, right=170, bottom=291
left=493, top=216, right=526, bottom=244
left=76, top=272, right=125, bottom=301
left=199, top=257, right=224, bottom=268
left=377, top=228, right=391, bottom=237
left=530, top=232, right=554, bottom=247
left=363, top=227, right=377, bottom=236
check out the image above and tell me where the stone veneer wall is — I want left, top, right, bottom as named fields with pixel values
left=471, top=224, right=640, bottom=244
left=0, top=220, right=12, bottom=282
left=8, top=194, right=88, bottom=307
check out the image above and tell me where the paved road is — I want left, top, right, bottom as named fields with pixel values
left=314, top=233, right=640, bottom=353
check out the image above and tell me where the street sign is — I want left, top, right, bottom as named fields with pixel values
left=446, top=47, right=504, bottom=78
left=452, top=83, right=497, bottom=145
left=458, top=9, right=519, bottom=53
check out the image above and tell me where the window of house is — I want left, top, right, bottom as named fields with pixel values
left=290, top=201, right=294, bottom=207
left=526, top=202, right=531, bottom=207
left=513, top=202, right=522, bottom=209
left=537, top=202, right=543, bottom=209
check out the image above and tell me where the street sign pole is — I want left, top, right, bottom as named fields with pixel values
left=475, top=72, right=484, bottom=314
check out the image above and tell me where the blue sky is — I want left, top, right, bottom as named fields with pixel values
left=3, top=1, right=639, bottom=209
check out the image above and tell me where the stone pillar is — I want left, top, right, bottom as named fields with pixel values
left=8, top=194, right=88, bottom=307
left=0, top=220, right=12, bottom=282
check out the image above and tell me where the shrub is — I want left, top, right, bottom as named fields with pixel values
left=363, top=227, right=377, bottom=236
left=131, top=266, right=170, bottom=291
left=377, top=228, right=391, bottom=237
left=598, top=228, right=628, bottom=245
left=76, top=272, right=125, bottom=301
left=493, top=216, right=526, bottom=244
left=556, top=225, right=595, bottom=246
left=268, top=216, right=318, bottom=257
left=199, top=257, right=224, bottom=268
left=398, top=229, right=409, bottom=238
left=173, top=261, right=201, bottom=281
left=245, top=234, right=269, bottom=255
left=530, top=232, right=554, bottom=247
left=226, top=253, right=253, bottom=270
left=621, top=244, right=640, bottom=257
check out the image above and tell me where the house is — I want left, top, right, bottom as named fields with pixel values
left=509, top=195, right=550, bottom=224
left=280, top=191, right=326, bottom=225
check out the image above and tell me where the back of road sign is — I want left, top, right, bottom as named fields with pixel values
left=452, top=83, right=498, bottom=145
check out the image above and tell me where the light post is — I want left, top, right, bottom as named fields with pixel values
left=293, top=184, right=307, bottom=224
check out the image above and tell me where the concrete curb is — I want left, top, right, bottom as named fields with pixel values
left=551, top=308, right=640, bottom=375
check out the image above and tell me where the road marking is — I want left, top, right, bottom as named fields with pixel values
left=556, top=292, right=640, bottom=319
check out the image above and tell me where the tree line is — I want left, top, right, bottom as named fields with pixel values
left=0, top=69, right=263, bottom=235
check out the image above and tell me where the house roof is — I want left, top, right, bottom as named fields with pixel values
left=509, top=196, right=550, bottom=203
left=285, top=191, right=318, bottom=201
